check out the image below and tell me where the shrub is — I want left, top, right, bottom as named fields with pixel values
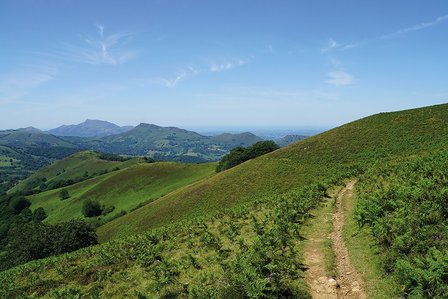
left=82, top=200, right=102, bottom=217
left=59, top=189, right=70, bottom=200
left=9, top=197, right=31, bottom=214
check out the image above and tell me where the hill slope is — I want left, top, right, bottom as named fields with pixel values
left=98, top=104, right=448, bottom=241
left=27, top=161, right=216, bottom=224
left=0, top=129, right=80, bottom=194
left=48, top=119, right=133, bottom=137
left=9, top=151, right=140, bottom=194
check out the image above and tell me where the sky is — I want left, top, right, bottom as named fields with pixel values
left=1, top=0, right=448, bottom=130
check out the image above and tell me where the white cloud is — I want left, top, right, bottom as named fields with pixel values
left=326, top=71, right=355, bottom=86
left=323, top=14, right=448, bottom=52
left=0, top=66, right=58, bottom=104
left=209, top=59, right=247, bottom=72
left=64, top=24, right=138, bottom=65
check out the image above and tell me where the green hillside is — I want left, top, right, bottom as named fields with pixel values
left=1, top=104, right=448, bottom=298
left=0, top=129, right=80, bottom=194
left=9, top=151, right=140, bottom=194
left=98, top=104, right=448, bottom=241
left=27, top=161, right=216, bottom=224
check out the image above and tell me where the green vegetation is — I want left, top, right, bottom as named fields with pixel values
left=1, top=103, right=448, bottom=297
left=28, top=162, right=216, bottom=225
left=0, top=179, right=349, bottom=298
left=276, top=134, right=307, bottom=147
left=59, top=189, right=70, bottom=200
left=9, top=151, right=141, bottom=194
left=98, top=104, right=448, bottom=242
left=355, top=150, right=448, bottom=298
left=216, top=140, right=280, bottom=172
left=342, top=186, right=401, bottom=298
left=82, top=199, right=103, bottom=217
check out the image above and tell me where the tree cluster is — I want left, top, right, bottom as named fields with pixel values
left=216, top=141, right=280, bottom=172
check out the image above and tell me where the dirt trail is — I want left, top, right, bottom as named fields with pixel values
left=304, top=180, right=367, bottom=299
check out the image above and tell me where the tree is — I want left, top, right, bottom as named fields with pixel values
left=33, top=207, right=47, bottom=222
left=82, top=199, right=102, bottom=217
left=9, top=197, right=31, bottom=214
left=216, top=141, right=280, bottom=172
left=59, top=189, right=70, bottom=200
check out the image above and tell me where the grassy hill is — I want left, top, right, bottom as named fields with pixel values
left=9, top=151, right=140, bottom=194
left=0, top=128, right=81, bottom=193
left=2, top=103, right=448, bottom=298
left=27, top=161, right=216, bottom=224
left=98, top=104, right=448, bottom=241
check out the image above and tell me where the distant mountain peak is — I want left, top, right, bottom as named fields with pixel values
left=48, top=120, right=134, bottom=138
left=18, top=126, right=44, bottom=133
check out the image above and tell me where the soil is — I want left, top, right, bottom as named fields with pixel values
left=304, top=180, right=367, bottom=299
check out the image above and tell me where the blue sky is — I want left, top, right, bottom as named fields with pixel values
left=1, top=0, right=448, bottom=130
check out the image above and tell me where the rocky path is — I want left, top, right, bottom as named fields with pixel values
left=304, top=180, right=367, bottom=299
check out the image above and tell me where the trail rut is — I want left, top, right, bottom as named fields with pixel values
left=304, top=180, right=367, bottom=299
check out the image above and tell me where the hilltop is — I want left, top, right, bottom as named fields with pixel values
left=48, top=119, right=134, bottom=137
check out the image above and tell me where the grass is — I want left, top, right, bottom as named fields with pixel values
left=28, top=162, right=216, bottom=226
left=300, top=185, right=341, bottom=278
left=9, top=151, right=141, bottom=193
left=342, top=187, right=401, bottom=298
left=98, top=103, right=448, bottom=242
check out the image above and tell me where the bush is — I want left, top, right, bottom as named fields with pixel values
left=9, top=197, right=31, bottom=214
left=82, top=200, right=102, bottom=217
left=59, top=189, right=70, bottom=200
left=216, top=141, right=280, bottom=172
left=1, top=220, right=97, bottom=270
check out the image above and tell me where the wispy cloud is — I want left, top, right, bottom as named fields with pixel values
left=326, top=71, right=355, bottom=86
left=209, top=59, right=248, bottom=72
left=147, top=65, right=198, bottom=88
left=0, top=66, right=58, bottom=104
left=63, top=23, right=139, bottom=65
left=149, top=72, right=187, bottom=88
left=324, top=13, right=448, bottom=52
left=380, top=14, right=448, bottom=40
left=321, top=38, right=339, bottom=53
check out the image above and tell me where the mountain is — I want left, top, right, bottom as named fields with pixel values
left=48, top=119, right=134, bottom=137
left=276, top=134, right=307, bottom=147
left=210, top=132, right=263, bottom=147
left=65, top=123, right=264, bottom=162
